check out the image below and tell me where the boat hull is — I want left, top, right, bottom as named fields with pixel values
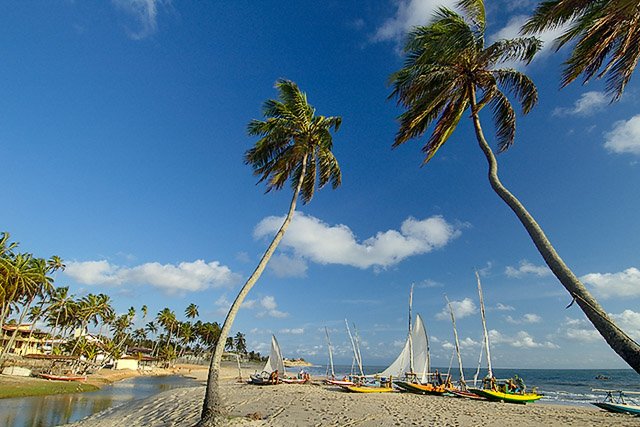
left=468, top=388, right=542, bottom=404
left=38, top=373, right=87, bottom=382
left=593, top=402, right=640, bottom=415
left=341, top=385, right=394, bottom=393
left=449, top=389, right=486, bottom=400
left=395, top=381, right=446, bottom=396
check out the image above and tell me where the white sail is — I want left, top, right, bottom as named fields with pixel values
left=263, top=335, right=286, bottom=375
left=379, top=314, right=429, bottom=379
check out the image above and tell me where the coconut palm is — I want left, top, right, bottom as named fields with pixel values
left=185, top=303, right=199, bottom=320
left=198, top=79, right=343, bottom=425
left=522, top=0, right=640, bottom=101
left=234, top=332, right=247, bottom=355
left=390, top=0, right=640, bottom=373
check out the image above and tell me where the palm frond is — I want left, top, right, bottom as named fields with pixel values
left=489, top=91, right=516, bottom=152
left=483, top=37, right=541, bottom=66
left=493, top=70, right=538, bottom=114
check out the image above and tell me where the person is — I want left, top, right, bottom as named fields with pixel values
left=507, top=377, right=516, bottom=392
left=268, top=369, right=279, bottom=384
left=435, top=369, right=443, bottom=385
left=514, top=375, right=525, bottom=393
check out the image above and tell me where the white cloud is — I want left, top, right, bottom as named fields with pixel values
left=505, top=313, right=542, bottom=324
left=373, top=0, right=457, bottom=42
left=505, top=260, right=551, bottom=278
left=581, top=267, right=640, bottom=298
left=442, top=337, right=480, bottom=351
left=256, top=296, right=289, bottom=319
left=560, top=317, right=601, bottom=343
left=494, top=303, right=515, bottom=311
left=268, top=254, right=308, bottom=278
left=489, top=329, right=558, bottom=348
left=610, top=310, right=640, bottom=341
left=254, top=212, right=461, bottom=270
left=604, top=115, right=640, bottom=155
left=112, top=0, right=169, bottom=39
left=65, top=259, right=240, bottom=294
left=553, top=91, right=608, bottom=117
left=415, top=279, right=444, bottom=289
left=280, top=328, right=305, bottom=335
left=436, top=298, right=477, bottom=320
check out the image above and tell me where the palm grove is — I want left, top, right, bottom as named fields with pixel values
left=0, top=233, right=259, bottom=369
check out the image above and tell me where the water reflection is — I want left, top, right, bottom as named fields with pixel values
left=0, top=375, right=197, bottom=427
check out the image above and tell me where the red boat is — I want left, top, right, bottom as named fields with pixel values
left=38, top=373, right=87, bottom=382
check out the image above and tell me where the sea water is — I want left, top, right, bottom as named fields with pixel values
left=300, top=364, right=638, bottom=407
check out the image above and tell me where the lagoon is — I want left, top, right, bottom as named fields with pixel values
left=0, top=375, right=198, bottom=427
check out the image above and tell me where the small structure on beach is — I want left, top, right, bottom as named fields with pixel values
left=114, top=354, right=158, bottom=371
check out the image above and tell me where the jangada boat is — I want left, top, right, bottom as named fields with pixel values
left=395, top=381, right=446, bottom=396
left=341, top=384, right=394, bottom=393
left=468, top=387, right=543, bottom=404
left=38, top=373, right=87, bottom=382
left=592, top=389, right=640, bottom=415
left=249, top=335, right=285, bottom=385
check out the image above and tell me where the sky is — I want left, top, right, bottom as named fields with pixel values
left=2, top=0, right=640, bottom=370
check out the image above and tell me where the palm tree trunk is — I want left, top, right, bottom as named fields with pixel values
left=197, top=154, right=308, bottom=426
left=469, top=88, right=640, bottom=374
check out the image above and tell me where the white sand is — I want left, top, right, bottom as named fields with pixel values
left=62, top=366, right=639, bottom=427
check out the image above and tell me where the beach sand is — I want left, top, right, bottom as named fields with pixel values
left=61, top=365, right=638, bottom=427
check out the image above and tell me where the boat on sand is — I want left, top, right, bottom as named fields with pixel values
left=38, top=373, right=87, bottom=382
left=592, top=389, right=640, bottom=415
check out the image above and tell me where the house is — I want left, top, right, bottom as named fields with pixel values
left=0, top=324, right=49, bottom=356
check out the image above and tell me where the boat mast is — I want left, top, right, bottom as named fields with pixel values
left=345, top=319, right=364, bottom=376
left=446, top=295, right=466, bottom=389
left=408, top=283, right=414, bottom=374
left=476, top=271, right=493, bottom=379
left=353, top=323, right=365, bottom=377
left=324, top=326, right=335, bottom=378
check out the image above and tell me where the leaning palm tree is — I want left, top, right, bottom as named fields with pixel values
left=390, top=0, right=640, bottom=373
left=522, top=0, right=640, bottom=101
left=198, top=79, right=343, bottom=425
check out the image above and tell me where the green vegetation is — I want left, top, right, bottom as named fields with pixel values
left=0, top=232, right=262, bottom=372
left=0, top=376, right=98, bottom=399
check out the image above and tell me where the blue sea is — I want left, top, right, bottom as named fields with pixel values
left=296, top=364, right=638, bottom=407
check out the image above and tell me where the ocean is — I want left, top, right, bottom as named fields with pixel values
left=295, top=364, right=638, bottom=407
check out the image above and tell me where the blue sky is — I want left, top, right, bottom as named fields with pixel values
left=2, top=0, right=640, bottom=370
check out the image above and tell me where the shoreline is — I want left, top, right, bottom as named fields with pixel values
left=0, top=363, right=212, bottom=399
left=61, top=369, right=639, bottom=427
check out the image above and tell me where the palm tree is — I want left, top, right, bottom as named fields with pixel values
left=233, top=332, right=247, bottom=355
left=390, top=0, right=640, bottom=373
left=198, top=79, right=343, bottom=425
left=522, top=0, right=640, bottom=101
left=185, top=303, right=199, bottom=320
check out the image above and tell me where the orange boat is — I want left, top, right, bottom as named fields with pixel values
left=39, top=373, right=87, bottom=382
left=395, top=381, right=447, bottom=395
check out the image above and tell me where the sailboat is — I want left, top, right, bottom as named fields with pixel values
left=467, top=272, right=543, bottom=404
left=380, top=286, right=446, bottom=395
left=339, top=320, right=394, bottom=393
left=249, top=335, right=286, bottom=385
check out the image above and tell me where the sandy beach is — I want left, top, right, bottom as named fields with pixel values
left=60, top=364, right=638, bottom=427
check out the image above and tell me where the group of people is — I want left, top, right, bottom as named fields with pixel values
left=482, top=374, right=526, bottom=394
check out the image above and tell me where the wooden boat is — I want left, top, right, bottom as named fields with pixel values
left=468, top=387, right=543, bottom=404
left=325, top=378, right=356, bottom=387
left=395, top=381, right=446, bottom=396
left=249, top=335, right=285, bottom=385
left=341, top=384, right=394, bottom=393
left=468, top=272, right=542, bottom=405
left=38, top=373, right=87, bottom=382
left=592, top=389, right=640, bottom=415
left=449, top=389, right=486, bottom=400
left=281, top=377, right=309, bottom=384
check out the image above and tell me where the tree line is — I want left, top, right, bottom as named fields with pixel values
left=0, top=233, right=261, bottom=369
